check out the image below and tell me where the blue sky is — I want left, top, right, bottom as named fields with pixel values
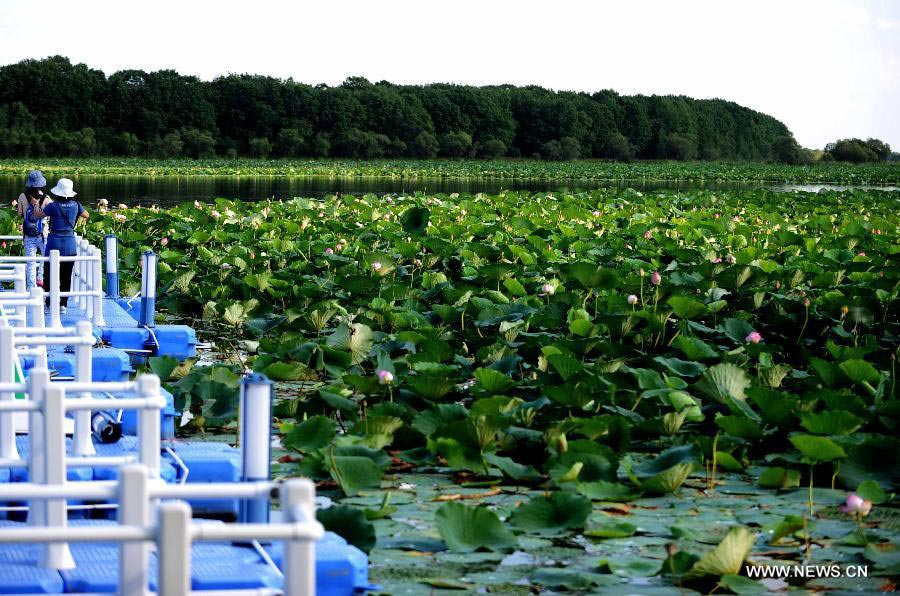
left=1, top=0, right=898, bottom=150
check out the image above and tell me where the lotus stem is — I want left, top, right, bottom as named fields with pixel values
left=808, top=464, right=814, bottom=515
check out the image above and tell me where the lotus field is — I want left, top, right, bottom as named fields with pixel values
left=2, top=157, right=900, bottom=184
left=7, top=187, right=898, bottom=593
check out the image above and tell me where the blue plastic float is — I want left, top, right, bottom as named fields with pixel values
left=0, top=235, right=371, bottom=594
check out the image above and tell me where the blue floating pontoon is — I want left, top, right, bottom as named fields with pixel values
left=0, top=236, right=371, bottom=594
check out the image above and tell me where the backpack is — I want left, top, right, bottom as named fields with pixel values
left=23, top=203, right=43, bottom=237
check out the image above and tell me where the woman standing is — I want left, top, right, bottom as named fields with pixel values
left=30, top=178, right=88, bottom=313
left=16, top=170, right=51, bottom=289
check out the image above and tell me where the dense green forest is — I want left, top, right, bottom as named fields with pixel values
left=0, top=56, right=808, bottom=161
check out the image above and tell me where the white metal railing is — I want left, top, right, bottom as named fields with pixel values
left=0, top=271, right=309, bottom=593
left=0, top=371, right=318, bottom=595
left=0, top=234, right=106, bottom=327
left=0, top=463, right=321, bottom=596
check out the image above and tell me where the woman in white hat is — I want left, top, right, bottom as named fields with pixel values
left=30, top=178, right=89, bottom=312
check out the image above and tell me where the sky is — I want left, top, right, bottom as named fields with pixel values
left=0, top=0, right=898, bottom=150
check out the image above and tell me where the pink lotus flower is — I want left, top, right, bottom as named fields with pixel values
left=371, top=261, right=382, bottom=271
left=650, top=271, right=662, bottom=285
left=840, top=493, right=872, bottom=517
left=804, top=298, right=811, bottom=307
left=857, top=251, right=866, bottom=257
left=592, top=210, right=600, bottom=217
left=324, top=248, right=334, bottom=255
left=732, top=216, right=740, bottom=223
left=627, top=294, right=638, bottom=305
left=774, top=280, right=781, bottom=290
left=1, top=242, right=6, bottom=249
left=712, top=257, right=722, bottom=263
left=377, top=370, right=394, bottom=385
left=745, top=331, right=762, bottom=344
left=194, top=200, right=202, bottom=209
left=160, top=237, right=169, bottom=246
left=643, top=230, right=652, bottom=239
left=714, top=213, right=720, bottom=220
left=541, top=283, right=555, bottom=296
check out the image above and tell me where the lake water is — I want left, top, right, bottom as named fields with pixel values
left=1, top=175, right=897, bottom=206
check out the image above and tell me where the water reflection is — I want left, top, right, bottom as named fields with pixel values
left=1, top=175, right=896, bottom=206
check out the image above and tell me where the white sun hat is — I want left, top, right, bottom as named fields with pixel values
left=50, top=178, right=77, bottom=198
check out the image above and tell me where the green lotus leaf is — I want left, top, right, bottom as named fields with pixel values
left=435, top=502, right=517, bottom=553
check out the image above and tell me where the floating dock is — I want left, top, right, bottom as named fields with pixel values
left=0, top=236, right=371, bottom=594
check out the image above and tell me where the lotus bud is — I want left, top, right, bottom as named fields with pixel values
left=160, top=237, right=169, bottom=246
left=325, top=248, right=334, bottom=255
left=840, top=493, right=872, bottom=517
left=541, top=283, right=555, bottom=296
left=557, top=433, right=568, bottom=453
left=372, top=261, right=383, bottom=271
left=627, top=294, right=638, bottom=305
left=650, top=271, right=662, bottom=285
left=377, top=370, right=394, bottom=385
left=745, top=331, right=762, bottom=344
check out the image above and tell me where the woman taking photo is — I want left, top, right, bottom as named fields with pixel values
left=16, top=170, right=51, bottom=289
left=30, top=178, right=88, bottom=313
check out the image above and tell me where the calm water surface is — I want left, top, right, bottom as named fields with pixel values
left=0, top=175, right=896, bottom=206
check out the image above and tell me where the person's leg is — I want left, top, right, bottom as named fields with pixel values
left=36, top=237, right=45, bottom=286
left=59, top=261, right=74, bottom=308
left=23, top=236, right=38, bottom=289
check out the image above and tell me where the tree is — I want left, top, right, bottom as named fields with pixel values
left=661, top=132, right=698, bottom=160
left=864, top=138, right=891, bottom=161
left=181, top=128, right=217, bottom=158
left=541, top=139, right=562, bottom=161
left=440, top=131, right=473, bottom=158
left=114, top=132, right=141, bottom=156
left=559, top=136, right=581, bottom=161
left=770, top=135, right=802, bottom=164
left=249, top=137, right=272, bottom=158
left=276, top=128, right=304, bottom=157
left=605, top=133, right=632, bottom=161
left=827, top=138, right=878, bottom=163
left=478, top=138, right=506, bottom=159
left=0, top=56, right=805, bottom=161
left=411, top=131, right=439, bottom=158
left=152, top=131, right=183, bottom=157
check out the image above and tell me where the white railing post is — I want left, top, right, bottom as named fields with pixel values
left=72, top=320, right=95, bottom=456
left=0, top=319, right=18, bottom=460
left=283, top=478, right=317, bottom=596
left=12, top=264, right=25, bottom=327
left=118, top=464, right=151, bottom=596
left=239, top=373, right=273, bottom=523
left=105, top=234, right=119, bottom=297
left=49, top=250, right=61, bottom=327
left=27, top=368, right=49, bottom=527
left=77, top=239, right=88, bottom=312
left=92, top=245, right=106, bottom=327
left=29, top=286, right=45, bottom=329
left=158, top=501, right=192, bottom=596
left=83, top=243, right=94, bottom=321
left=39, top=383, right=76, bottom=569
left=139, top=251, right=157, bottom=328
left=137, top=374, right=161, bottom=478
left=13, top=263, right=25, bottom=295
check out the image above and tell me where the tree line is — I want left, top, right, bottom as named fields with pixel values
left=0, top=56, right=888, bottom=163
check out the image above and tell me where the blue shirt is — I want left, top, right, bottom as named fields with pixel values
left=44, top=200, right=83, bottom=236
